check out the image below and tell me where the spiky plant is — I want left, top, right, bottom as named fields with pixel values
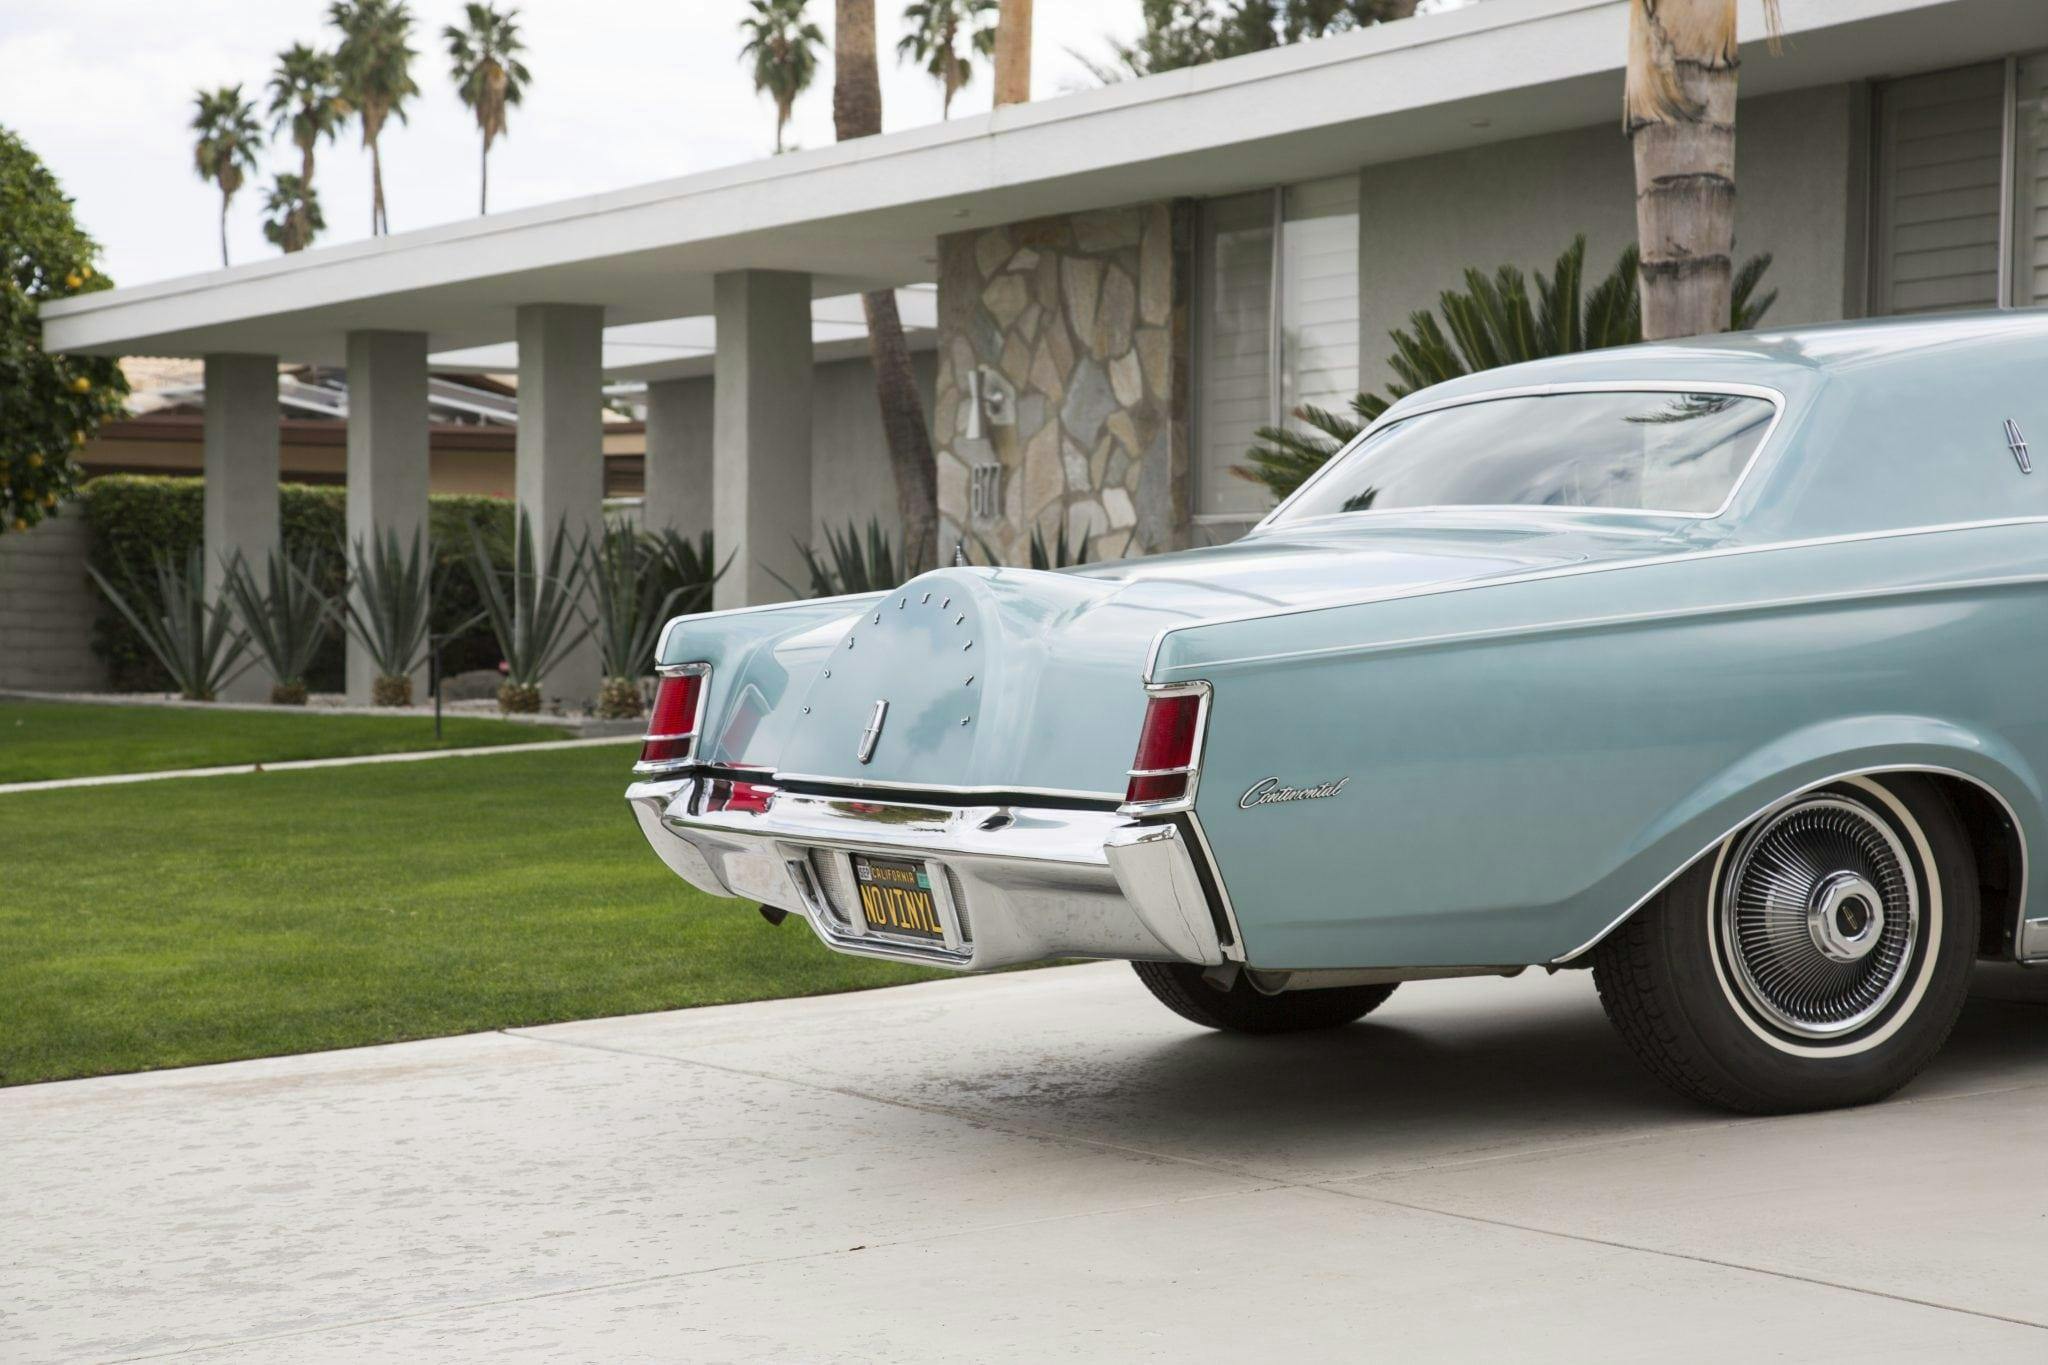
left=769, top=518, right=923, bottom=599
left=647, top=528, right=730, bottom=617
left=86, top=548, right=252, bottom=702
left=465, top=512, right=591, bottom=713
left=1235, top=235, right=1778, bottom=501
left=222, top=546, right=338, bottom=704
left=588, top=525, right=683, bottom=719
left=342, top=526, right=434, bottom=705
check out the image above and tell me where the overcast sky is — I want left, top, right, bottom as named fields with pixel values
left=0, top=0, right=1129, bottom=287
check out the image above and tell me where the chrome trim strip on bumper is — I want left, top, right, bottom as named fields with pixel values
left=625, top=776, right=1236, bottom=971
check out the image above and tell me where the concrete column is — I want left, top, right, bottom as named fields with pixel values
left=515, top=302, right=605, bottom=703
left=641, top=377, right=714, bottom=540
left=344, top=330, right=430, bottom=704
left=712, top=270, right=812, bottom=609
left=202, top=353, right=279, bottom=702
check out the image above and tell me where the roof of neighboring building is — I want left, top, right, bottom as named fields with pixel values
left=42, top=0, right=2042, bottom=367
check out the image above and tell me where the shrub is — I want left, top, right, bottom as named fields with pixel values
left=78, top=475, right=515, bottom=693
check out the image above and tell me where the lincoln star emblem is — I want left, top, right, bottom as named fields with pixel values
left=1239, top=776, right=1349, bottom=810
left=857, top=699, right=889, bottom=764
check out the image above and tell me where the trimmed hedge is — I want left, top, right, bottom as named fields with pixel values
left=78, top=475, right=515, bottom=692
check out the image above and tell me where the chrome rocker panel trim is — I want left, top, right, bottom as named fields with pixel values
left=626, top=776, right=1231, bottom=971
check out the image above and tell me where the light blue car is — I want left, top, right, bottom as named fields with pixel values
left=628, top=312, right=2048, bottom=1115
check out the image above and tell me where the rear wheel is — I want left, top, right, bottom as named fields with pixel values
left=1594, top=774, right=1978, bottom=1114
left=1132, top=961, right=1397, bottom=1034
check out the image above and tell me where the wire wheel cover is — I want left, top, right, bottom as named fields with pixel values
left=1717, top=795, right=1920, bottom=1039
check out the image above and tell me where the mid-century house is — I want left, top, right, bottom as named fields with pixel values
left=26, top=0, right=2048, bottom=702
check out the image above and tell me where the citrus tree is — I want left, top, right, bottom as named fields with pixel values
left=0, top=124, right=127, bottom=535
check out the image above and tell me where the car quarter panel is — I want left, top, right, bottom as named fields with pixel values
left=1158, top=521, right=2048, bottom=970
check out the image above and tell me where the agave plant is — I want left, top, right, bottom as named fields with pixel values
left=769, top=518, right=923, bottom=599
left=342, top=526, right=435, bottom=707
left=587, top=525, right=684, bottom=719
left=1235, top=236, right=1779, bottom=501
left=465, top=512, right=592, bottom=713
left=221, top=546, right=338, bottom=704
left=86, top=548, right=253, bottom=702
left=646, top=528, right=729, bottom=617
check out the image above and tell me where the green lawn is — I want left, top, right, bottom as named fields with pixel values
left=0, top=698, right=570, bottom=784
left=0, top=744, right=953, bottom=1085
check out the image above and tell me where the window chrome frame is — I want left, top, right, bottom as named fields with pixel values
left=1252, top=380, right=1790, bottom=533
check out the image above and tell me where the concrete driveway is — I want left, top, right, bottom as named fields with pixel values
left=7, top=962, right=2048, bottom=1362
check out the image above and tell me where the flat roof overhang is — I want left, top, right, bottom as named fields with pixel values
left=42, top=0, right=2046, bottom=370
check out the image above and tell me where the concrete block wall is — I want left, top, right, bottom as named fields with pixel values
left=0, top=508, right=106, bottom=692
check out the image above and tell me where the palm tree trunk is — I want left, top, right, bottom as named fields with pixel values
left=775, top=96, right=792, bottom=154
left=942, top=68, right=957, bottom=119
left=833, top=0, right=882, bottom=140
left=834, top=0, right=937, bottom=569
left=219, top=193, right=230, bottom=268
left=371, top=138, right=387, bottom=235
left=480, top=137, right=489, bottom=215
left=1626, top=0, right=1737, bottom=340
left=993, top=0, right=1033, bottom=106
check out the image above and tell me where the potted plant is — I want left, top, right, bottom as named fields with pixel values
left=221, top=545, right=337, bottom=705
left=465, top=512, right=590, bottom=714
left=341, top=527, right=433, bottom=706
left=86, top=547, right=252, bottom=702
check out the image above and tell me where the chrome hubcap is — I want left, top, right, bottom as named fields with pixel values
left=1718, top=794, right=1919, bottom=1039
left=1807, top=870, right=1884, bottom=963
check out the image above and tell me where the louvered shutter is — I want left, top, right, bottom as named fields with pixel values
left=1872, top=62, right=2008, bottom=315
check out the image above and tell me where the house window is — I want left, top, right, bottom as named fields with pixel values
left=1872, top=53, right=2048, bottom=315
left=1193, top=176, right=1361, bottom=534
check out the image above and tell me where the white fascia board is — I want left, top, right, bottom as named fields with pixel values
left=41, top=0, right=2013, bottom=359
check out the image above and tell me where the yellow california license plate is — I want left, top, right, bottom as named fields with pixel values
left=853, top=854, right=946, bottom=944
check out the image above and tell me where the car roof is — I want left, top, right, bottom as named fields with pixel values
left=1396, top=308, right=2048, bottom=410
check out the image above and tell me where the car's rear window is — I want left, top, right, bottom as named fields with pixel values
left=1276, top=389, right=1778, bottom=521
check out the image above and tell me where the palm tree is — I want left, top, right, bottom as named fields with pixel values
left=897, top=0, right=998, bottom=119
left=992, top=0, right=1031, bottom=104
left=330, top=0, right=420, bottom=235
left=191, top=86, right=262, bottom=268
left=265, top=44, right=347, bottom=248
left=835, top=0, right=940, bottom=570
left=261, top=174, right=327, bottom=253
left=738, top=0, right=825, bottom=155
left=1625, top=0, right=1781, bottom=339
left=444, top=3, right=531, bottom=214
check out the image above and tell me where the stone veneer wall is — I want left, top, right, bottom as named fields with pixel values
left=933, top=203, right=1191, bottom=563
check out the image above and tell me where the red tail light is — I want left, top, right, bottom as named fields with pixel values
left=636, top=666, right=706, bottom=772
left=1124, top=690, right=1205, bottom=808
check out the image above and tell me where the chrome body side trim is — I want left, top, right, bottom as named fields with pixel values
left=1550, top=764, right=2034, bottom=967
left=624, top=776, right=1229, bottom=971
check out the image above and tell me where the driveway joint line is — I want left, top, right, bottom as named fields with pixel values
left=1314, top=1184, right=2048, bottom=1332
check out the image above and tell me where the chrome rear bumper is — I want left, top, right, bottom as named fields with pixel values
left=625, top=776, right=1233, bottom=970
